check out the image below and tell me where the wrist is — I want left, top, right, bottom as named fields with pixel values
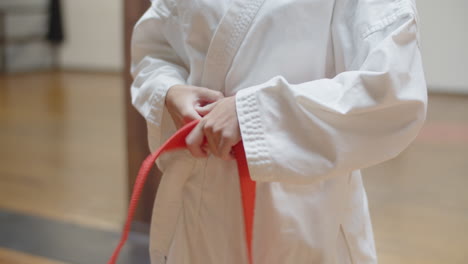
left=165, top=84, right=182, bottom=107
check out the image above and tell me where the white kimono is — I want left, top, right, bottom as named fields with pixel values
left=131, top=0, right=427, bottom=263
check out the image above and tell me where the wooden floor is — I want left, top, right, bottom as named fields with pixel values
left=364, top=93, right=468, bottom=263
left=1, top=71, right=467, bottom=263
left=0, top=248, right=66, bottom=264
left=0, top=71, right=126, bottom=231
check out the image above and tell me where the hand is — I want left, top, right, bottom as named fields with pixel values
left=165, top=85, right=224, bottom=129
left=186, top=96, right=241, bottom=160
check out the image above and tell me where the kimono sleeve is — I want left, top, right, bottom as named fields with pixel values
left=131, top=0, right=188, bottom=149
left=235, top=0, right=427, bottom=184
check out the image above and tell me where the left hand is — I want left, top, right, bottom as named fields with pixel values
left=186, top=96, right=241, bottom=160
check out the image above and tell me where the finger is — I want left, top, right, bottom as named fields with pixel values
left=185, top=121, right=207, bottom=158
left=195, top=102, right=218, bottom=117
left=206, top=136, right=220, bottom=157
left=181, top=108, right=202, bottom=124
left=229, top=149, right=236, bottom=159
left=203, top=123, right=220, bottom=157
left=202, top=144, right=210, bottom=155
left=197, top=89, right=224, bottom=104
left=218, top=137, right=236, bottom=161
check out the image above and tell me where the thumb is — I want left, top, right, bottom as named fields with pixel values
left=195, top=102, right=217, bottom=117
left=197, top=88, right=224, bottom=104
left=182, top=108, right=202, bottom=124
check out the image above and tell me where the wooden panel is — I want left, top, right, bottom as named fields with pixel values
left=123, top=0, right=155, bottom=225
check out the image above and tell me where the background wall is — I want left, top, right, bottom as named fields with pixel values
left=55, top=0, right=467, bottom=92
left=417, top=0, right=468, bottom=93
left=58, top=0, right=124, bottom=71
left=1, top=0, right=53, bottom=72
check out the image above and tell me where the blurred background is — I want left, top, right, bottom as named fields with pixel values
left=0, top=0, right=466, bottom=263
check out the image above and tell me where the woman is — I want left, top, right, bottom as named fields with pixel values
left=131, top=0, right=427, bottom=263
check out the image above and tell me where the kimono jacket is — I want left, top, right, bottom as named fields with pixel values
left=130, top=0, right=427, bottom=263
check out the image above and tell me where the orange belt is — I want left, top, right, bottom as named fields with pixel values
left=108, top=120, right=256, bottom=264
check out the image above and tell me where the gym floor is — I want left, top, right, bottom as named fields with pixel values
left=0, top=71, right=467, bottom=263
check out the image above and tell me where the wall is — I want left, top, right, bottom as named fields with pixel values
left=1, top=0, right=53, bottom=72
left=55, top=0, right=467, bottom=91
left=58, top=0, right=124, bottom=71
left=417, top=0, right=468, bottom=93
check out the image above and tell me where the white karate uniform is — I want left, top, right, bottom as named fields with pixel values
left=131, top=0, right=427, bottom=263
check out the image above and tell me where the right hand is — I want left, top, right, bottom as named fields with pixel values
left=165, top=85, right=224, bottom=129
